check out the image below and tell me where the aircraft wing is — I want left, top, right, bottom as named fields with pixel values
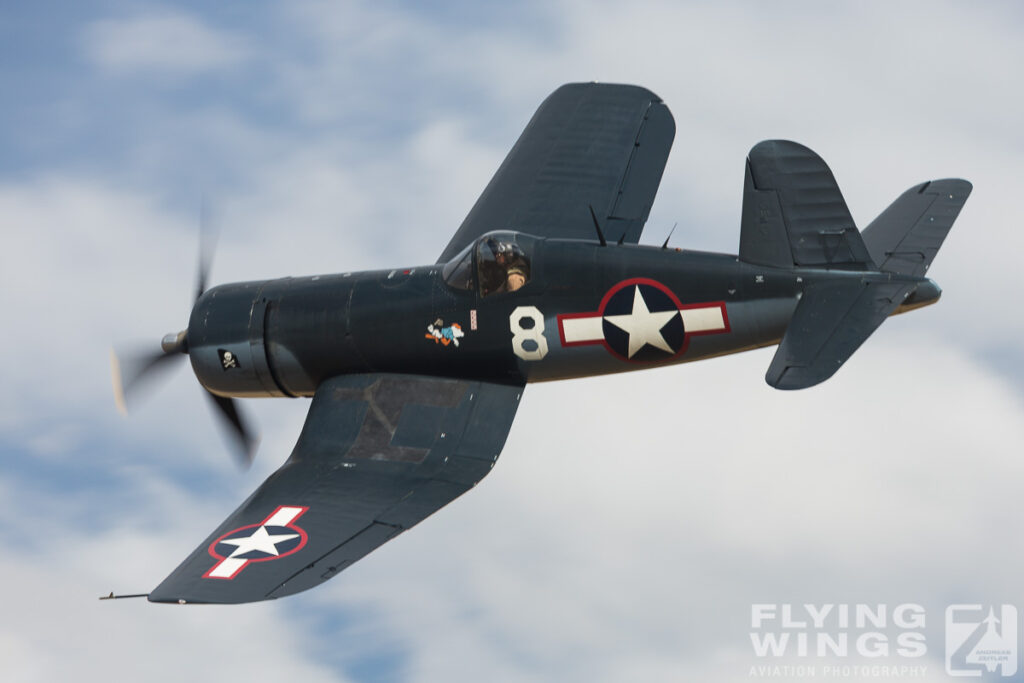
left=148, top=374, right=523, bottom=604
left=437, top=82, right=675, bottom=262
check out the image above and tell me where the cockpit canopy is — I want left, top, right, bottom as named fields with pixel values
left=442, top=231, right=536, bottom=296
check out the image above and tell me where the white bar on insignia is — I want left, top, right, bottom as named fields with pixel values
left=680, top=307, right=725, bottom=332
left=265, top=506, right=304, bottom=527
left=209, top=558, right=247, bottom=578
left=561, top=316, right=604, bottom=343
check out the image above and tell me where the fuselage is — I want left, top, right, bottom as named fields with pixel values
left=187, top=232, right=934, bottom=399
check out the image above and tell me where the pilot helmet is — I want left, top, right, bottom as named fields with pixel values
left=486, top=236, right=521, bottom=260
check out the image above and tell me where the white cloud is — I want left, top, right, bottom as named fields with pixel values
left=0, top=179, right=186, bottom=427
left=0, top=477, right=352, bottom=683
left=82, top=11, right=250, bottom=76
left=4, top=1, right=1024, bottom=681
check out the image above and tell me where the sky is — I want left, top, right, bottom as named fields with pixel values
left=2, top=1, right=1023, bottom=681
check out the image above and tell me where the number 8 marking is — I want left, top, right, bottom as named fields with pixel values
left=510, top=306, right=548, bottom=361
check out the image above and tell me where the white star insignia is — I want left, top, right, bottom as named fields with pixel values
left=604, top=286, right=678, bottom=358
left=219, top=526, right=299, bottom=558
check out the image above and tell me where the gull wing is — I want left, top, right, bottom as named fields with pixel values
left=149, top=373, right=523, bottom=604
left=437, top=82, right=675, bottom=262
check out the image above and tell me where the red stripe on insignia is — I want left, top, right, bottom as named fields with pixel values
left=557, top=312, right=604, bottom=347
left=203, top=505, right=310, bottom=581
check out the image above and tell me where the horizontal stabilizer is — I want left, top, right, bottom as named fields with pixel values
left=862, top=179, right=972, bottom=277
left=741, top=140, right=875, bottom=269
left=766, top=279, right=914, bottom=390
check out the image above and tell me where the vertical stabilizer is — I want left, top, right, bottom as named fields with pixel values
left=740, top=140, right=875, bottom=270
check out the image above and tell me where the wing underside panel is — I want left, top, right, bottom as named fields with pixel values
left=149, top=374, right=523, bottom=604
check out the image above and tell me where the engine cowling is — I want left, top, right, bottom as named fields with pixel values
left=188, top=274, right=365, bottom=398
left=188, top=280, right=288, bottom=398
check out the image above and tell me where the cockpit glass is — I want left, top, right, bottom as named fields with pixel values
left=441, top=243, right=474, bottom=290
left=442, top=231, right=535, bottom=295
left=476, top=232, right=532, bottom=297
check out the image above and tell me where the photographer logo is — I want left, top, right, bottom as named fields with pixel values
left=945, top=605, right=1017, bottom=677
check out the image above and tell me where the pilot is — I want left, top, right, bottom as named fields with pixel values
left=496, top=250, right=527, bottom=292
left=486, top=237, right=529, bottom=294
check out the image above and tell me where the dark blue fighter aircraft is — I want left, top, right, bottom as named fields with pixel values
left=111, top=83, right=970, bottom=604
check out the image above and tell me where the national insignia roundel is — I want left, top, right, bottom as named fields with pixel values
left=557, top=278, right=729, bottom=362
left=204, top=505, right=309, bottom=580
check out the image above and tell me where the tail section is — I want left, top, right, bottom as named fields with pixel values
left=862, top=178, right=972, bottom=277
left=765, top=278, right=916, bottom=390
left=737, top=140, right=972, bottom=389
left=739, top=140, right=875, bottom=270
